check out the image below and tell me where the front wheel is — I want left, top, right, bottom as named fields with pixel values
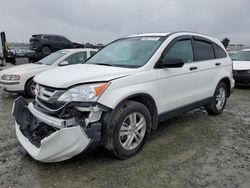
left=205, top=82, right=227, bottom=115
left=25, top=79, right=36, bottom=98
left=105, top=101, right=151, bottom=159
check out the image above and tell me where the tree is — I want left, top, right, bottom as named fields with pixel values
left=222, top=38, right=230, bottom=49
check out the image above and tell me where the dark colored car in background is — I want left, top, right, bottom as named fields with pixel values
left=29, top=34, right=84, bottom=55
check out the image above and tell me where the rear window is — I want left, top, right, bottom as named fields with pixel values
left=32, top=35, right=42, bottom=38
left=213, top=43, right=227, bottom=59
left=194, top=40, right=215, bottom=61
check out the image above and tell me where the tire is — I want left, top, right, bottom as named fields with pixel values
left=104, top=101, right=151, bottom=159
left=25, top=78, right=36, bottom=98
left=41, top=46, right=51, bottom=55
left=205, top=82, right=227, bottom=115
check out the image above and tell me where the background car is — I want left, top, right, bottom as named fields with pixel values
left=0, top=48, right=98, bottom=97
left=228, top=50, right=238, bottom=57
left=231, top=49, right=250, bottom=86
left=29, top=34, right=84, bottom=55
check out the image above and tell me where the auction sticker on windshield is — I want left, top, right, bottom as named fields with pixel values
left=141, top=37, right=160, bottom=41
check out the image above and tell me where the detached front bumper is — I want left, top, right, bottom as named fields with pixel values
left=12, top=97, right=93, bottom=163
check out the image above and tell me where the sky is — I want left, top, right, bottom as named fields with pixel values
left=0, top=0, right=249, bottom=44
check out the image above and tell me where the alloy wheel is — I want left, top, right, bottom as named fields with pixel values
left=216, top=87, right=226, bottom=110
left=119, top=112, right=146, bottom=150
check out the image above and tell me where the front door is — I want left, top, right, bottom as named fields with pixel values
left=157, top=37, right=200, bottom=114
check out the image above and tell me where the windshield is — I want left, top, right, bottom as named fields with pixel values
left=37, top=51, right=66, bottom=65
left=86, top=36, right=165, bottom=68
left=231, top=51, right=250, bottom=61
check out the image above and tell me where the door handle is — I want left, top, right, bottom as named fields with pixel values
left=215, top=62, right=221, bottom=66
left=189, top=66, right=198, bottom=71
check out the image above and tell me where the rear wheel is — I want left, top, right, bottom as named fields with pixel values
left=25, top=78, right=36, bottom=98
left=205, top=82, right=227, bottom=115
left=105, top=101, right=151, bottom=159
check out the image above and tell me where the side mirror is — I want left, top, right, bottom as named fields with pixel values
left=158, top=58, right=184, bottom=68
left=59, top=60, right=69, bottom=66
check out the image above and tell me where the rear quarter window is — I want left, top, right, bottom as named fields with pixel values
left=213, top=43, right=227, bottom=59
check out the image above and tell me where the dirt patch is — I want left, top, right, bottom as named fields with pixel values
left=0, top=89, right=249, bottom=188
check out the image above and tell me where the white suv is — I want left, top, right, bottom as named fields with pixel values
left=12, top=32, right=234, bottom=162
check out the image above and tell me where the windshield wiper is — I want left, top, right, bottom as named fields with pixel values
left=35, top=62, right=43, bottom=64
left=116, top=64, right=140, bottom=68
left=92, top=63, right=113, bottom=66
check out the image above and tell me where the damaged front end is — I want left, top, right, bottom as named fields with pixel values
left=12, top=87, right=109, bottom=162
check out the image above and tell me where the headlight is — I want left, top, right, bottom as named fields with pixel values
left=2, top=74, right=21, bottom=80
left=57, top=82, right=110, bottom=102
left=246, top=70, right=250, bottom=74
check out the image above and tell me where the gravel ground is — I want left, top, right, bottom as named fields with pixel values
left=0, top=88, right=249, bottom=188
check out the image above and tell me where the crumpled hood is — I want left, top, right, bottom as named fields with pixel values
left=0, top=63, right=49, bottom=75
left=34, top=64, right=137, bottom=88
left=233, top=61, right=250, bottom=70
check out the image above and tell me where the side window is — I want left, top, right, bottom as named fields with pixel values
left=194, top=40, right=215, bottom=61
left=90, top=51, right=97, bottom=56
left=64, top=52, right=87, bottom=64
left=57, top=36, right=70, bottom=43
left=163, top=39, right=193, bottom=63
left=55, top=37, right=62, bottom=42
left=43, top=36, right=50, bottom=40
left=44, top=36, right=56, bottom=41
left=213, top=43, right=227, bottom=59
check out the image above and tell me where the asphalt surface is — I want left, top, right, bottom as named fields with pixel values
left=0, top=88, right=249, bottom=188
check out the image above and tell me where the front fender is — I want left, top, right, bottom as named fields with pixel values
left=97, top=71, right=159, bottom=110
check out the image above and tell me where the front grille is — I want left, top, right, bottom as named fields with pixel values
left=35, top=84, right=65, bottom=103
left=233, top=70, right=250, bottom=84
left=35, top=84, right=66, bottom=112
left=36, top=97, right=66, bottom=111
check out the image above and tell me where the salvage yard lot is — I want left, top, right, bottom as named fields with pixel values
left=0, top=89, right=249, bottom=188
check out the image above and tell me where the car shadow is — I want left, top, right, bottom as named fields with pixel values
left=234, top=86, right=250, bottom=90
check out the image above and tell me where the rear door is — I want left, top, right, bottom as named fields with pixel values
left=157, top=36, right=200, bottom=114
left=44, top=36, right=59, bottom=50
left=193, top=37, right=228, bottom=100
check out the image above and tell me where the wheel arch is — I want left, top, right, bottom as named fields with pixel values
left=24, top=76, right=35, bottom=97
left=42, top=44, right=51, bottom=48
left=25, top=76, right=34, bottom=88
left=218, top=77, right=231, bottom=97
left=112, top=93, right=159, bottom=129
left=41, top=45, right=52, bottom=53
